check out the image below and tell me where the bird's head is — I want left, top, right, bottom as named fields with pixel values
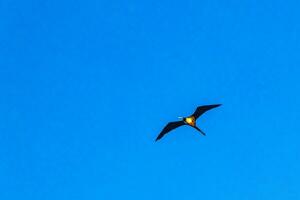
left=178, top=116, right=184, bottom=120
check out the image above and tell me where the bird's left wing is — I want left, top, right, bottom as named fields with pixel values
left=155, top=121, right=185, bottom=141
left=192, top=104, right=221, bottom=119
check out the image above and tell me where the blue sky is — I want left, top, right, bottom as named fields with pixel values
left=1, top=0, right=300, bottom=199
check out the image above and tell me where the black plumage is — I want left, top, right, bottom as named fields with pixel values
left=192, top=104, right=221, bottom=119
left=155, top=121, right=185, bottom=141
left=155, top=104, right=221, bottom=141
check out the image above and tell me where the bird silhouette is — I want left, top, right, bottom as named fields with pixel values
left=155, top=104, right=221, bottom=141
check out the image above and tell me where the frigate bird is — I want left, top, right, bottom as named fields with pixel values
left=155, top=104, right=221, bottom=141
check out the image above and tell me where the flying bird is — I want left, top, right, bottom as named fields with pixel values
left=155, top=104, right=221, bottom=141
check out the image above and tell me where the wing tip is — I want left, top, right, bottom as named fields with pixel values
left=155, top=136, right=161, bottom=142
left=209, top=104, right=222, bottom=108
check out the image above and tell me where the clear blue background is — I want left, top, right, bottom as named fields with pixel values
left=1, top=0, right=299, bottom=199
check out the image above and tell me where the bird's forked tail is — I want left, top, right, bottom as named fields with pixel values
left=193, top=126, right=206, bottom=136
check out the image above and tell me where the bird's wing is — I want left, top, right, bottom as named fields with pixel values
left=155, top=121, right=185, bottom=141
left=192, top=104, right=221, bottom=119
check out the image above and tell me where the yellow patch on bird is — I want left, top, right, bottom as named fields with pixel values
left=185, top=116, right=195, bottom=126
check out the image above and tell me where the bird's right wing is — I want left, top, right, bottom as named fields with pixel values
left=155, top=121, right=185, bottom=141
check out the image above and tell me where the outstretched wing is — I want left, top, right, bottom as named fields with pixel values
left=155, top=121, right=185, bottom=141
left=192, top=104, right=221, bottom=119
